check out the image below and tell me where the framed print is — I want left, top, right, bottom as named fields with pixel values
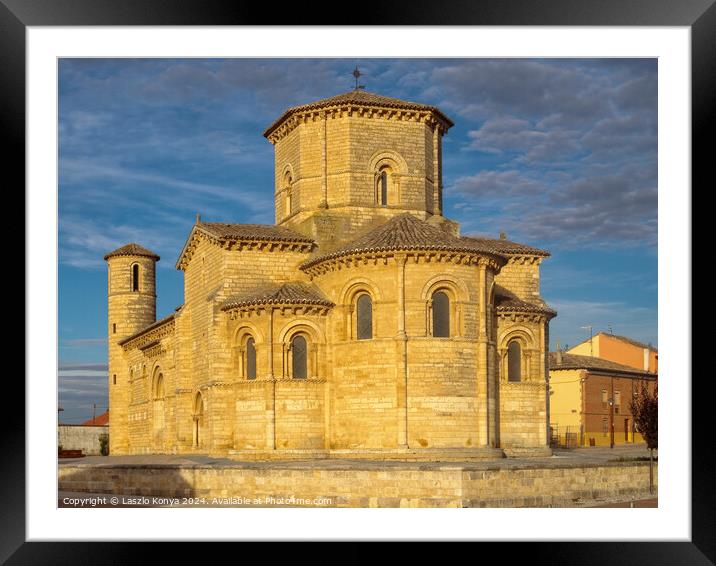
left=6, top=0, right=709, bottom=562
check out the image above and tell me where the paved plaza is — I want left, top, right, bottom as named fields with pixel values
left=59, top=443, right=656, bottom=471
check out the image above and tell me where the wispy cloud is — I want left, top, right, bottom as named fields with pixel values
left=60, top=338, right=108, bottom=348
left=58, top=366, right=109, bottom=423
left=59, top=363, right=109, bottom=371
left=60, top=159, right=265, bottom=208
left=58, top=58, right=657, bottom=366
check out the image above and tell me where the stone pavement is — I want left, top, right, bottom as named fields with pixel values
left=590, top=497, right=658, bottom=508
left=59, top=443, right=656, bottom=471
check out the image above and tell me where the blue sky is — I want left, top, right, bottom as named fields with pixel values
left=58, top=58, right=657, bottom=423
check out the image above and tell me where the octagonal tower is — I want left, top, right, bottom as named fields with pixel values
left=264, top=90, right=455, bottom=253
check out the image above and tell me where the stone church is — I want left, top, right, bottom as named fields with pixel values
left=105, top=89, right=556, bottom=459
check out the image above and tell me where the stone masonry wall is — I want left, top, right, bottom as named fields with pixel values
left=499, top=382, right=548, bottom=447
left=59, top=460, right=658, bottom=508
left=274, top=112, right=441, bottom=249
left=58, top=425, right=108, bottom=456
left=494, top=257, right=544, bottom=303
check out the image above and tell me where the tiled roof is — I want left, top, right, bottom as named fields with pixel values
left=549, top=352, right=655, bottom=376
left=221, top=282, right=334, bottom=310
left=569, top=331, right=658, bottom=353
left=103, top=243, right=160, bottom=261
left=264, top=90, right=454, bottom=137
left=461, top=236, right=550, bottom=257
left=600, top=332, right=658, bottom=352
left=197, top=222, right=314, bottom=244
left=494, top=285, right=556, bottom=317
left=176, top=222, right=314, bottom=270
left=81, top=411, right=109, bottom=426
left=301, top=213, right=507, bottom=269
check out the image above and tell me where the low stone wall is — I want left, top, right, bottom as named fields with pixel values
left=58, top=459, right=657, bottom=507
left=58, top=425, right=108, bottom=456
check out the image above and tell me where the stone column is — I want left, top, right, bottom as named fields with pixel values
left=267, top=307, right=276, bottom=450
left=487, top=285, right=499, bottom=448
left=324, top=318, right=334, bottom=450
left=485, top=268, right=497, bottom=448
left=347, top=304, right=354, bottom=341
left=477, top=262, right=490, bottom=446
left=320, top=111, right=328, bottom=209
left=432, top=125, right=443, bottom=215
left=396, top=254, right=408, bottom=448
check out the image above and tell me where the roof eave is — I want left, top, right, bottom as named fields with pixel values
left=175, top=224, right=203, bottom=270
left=263, top=104, right=454, bottom=140
left=584, top=368, right=657, bottom=378
left=103, top=246, right=161, bottom=262
left=497, top=306, right=557, bottom=319
left=117, top=313, right=176, bottom=346
left=300, top=246, right=507, bottom=271
left=221, top=299, right=334, bottom=312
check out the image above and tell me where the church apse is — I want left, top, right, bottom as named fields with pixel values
left=105, top=87, right=556, bottom=460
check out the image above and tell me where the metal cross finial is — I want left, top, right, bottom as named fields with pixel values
left=352, top=66, right=365, bottom=90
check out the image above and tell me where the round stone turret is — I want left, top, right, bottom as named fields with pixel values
left=105, top=243, right=159, bottom=338
left=104, top=242, right=159, bottom=454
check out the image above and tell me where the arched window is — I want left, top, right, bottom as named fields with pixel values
left=193, top=392, right=204, bottom=448
left=154, top=373, right=164, bottom=399
left=507, top=341, right=521, bottom=382
left=432, top=291, right=450, bottom=337
left=291, top=335, right=308, bottom=379
left=356, top=294, right=373, bottom=340
left=284, top=172, right=293, bottom=218
left=131, top=264, right=140, bottom=292
left=376, top=166, right=391, bottom=206
left=245, top=337, right=257, bottom=380
left=152, top=372, right=166, bottom=450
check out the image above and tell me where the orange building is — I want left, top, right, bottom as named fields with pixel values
left=548, top=352, right=657, bottom=447
left=568, top=332, right=657, bottom=374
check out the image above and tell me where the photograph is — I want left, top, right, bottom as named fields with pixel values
left=56, top=57, right=659, bottom=509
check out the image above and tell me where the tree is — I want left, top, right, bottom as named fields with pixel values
left=98, top=433, right=109, bottom=456
left=630, top=382, right=658, bottom=493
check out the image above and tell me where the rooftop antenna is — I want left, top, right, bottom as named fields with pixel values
left=352, top=66, right=366, bottom=90
left=607, top=323, right=613, bottom=335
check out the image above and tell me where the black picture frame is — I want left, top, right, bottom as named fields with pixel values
left=7, top=0, right=706, bottom=562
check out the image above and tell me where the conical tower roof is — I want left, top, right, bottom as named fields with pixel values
left=103, top=243, right=160, bottom=261
left=264, top=89, right=454, bottom=138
